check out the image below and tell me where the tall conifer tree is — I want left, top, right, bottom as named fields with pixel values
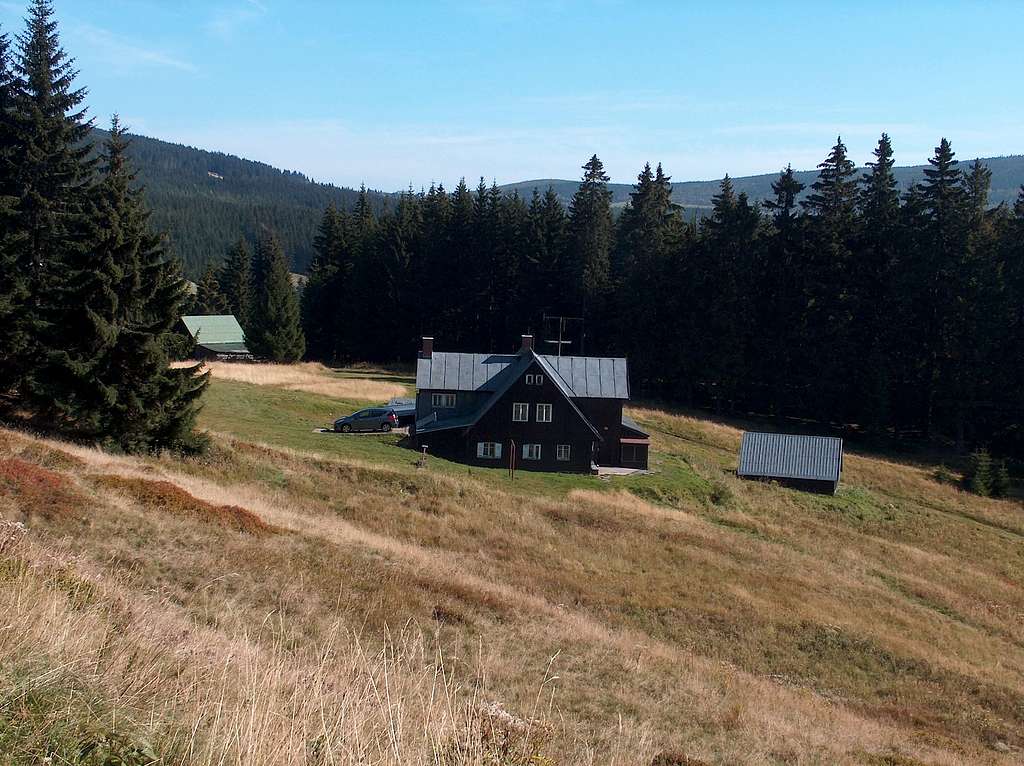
left=248, top=229, right=305, bottom=362
left=915, top=138, right=969, bottom=439
left=0, top=27, right=27, bottom=398
left=567, top=154, right=613, bottom=345
left=758, top=165, right=806, bottom=417
left=525, top=186, right=567, bottom=320
left=853, top=133, right=901, bottom=434
left=94, top=119, right=208, bottom=451
left=302, top=204, right=350, bottom=361
left=8, top=1, right=94, bottom=396
left=217, top=237, right=253, bottom=328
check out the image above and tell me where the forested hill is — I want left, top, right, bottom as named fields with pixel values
left=504, top=154, right=1024, bottom=210
left=105, top=124, right=1023, bottom=277
left=92, top=128, right=389, bottom=278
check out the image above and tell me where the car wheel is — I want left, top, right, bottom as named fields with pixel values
left=341, top=423, right=352, bottom=433
left=381, top=422, right=392, bottom=432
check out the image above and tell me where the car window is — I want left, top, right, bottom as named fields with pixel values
left=354, top=410, right=368, bottom=418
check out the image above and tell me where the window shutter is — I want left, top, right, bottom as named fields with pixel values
left=495, top=443, right=502, bottom=459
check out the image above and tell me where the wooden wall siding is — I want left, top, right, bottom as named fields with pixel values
left=467, top=361, right=596, bottom=472
left=576, top=398, right=625, bottom=466
left=620, top=442, right=649, bottom=469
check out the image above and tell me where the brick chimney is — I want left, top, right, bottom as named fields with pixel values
left=419, top=336, right=434, bottom=359
left=520, top=334, right=534, bottom=353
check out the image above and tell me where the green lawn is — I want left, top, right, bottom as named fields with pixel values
left=197, top=376, right=721, bottom=504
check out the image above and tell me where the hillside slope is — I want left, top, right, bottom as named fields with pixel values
left=1, top=364, right=1022, bottom=764
left=95, top=128, right=390, bottom=278
left=504, top=155, right=1024, bottom=209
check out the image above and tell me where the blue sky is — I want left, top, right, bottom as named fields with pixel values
left=3, top=0, right=1022, bottom=190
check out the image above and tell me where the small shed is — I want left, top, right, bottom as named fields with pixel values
left=737, top=432, right=843, bottom=494
left=180, top=315, right=251, bottom=361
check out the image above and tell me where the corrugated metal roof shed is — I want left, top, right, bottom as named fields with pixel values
left=738, top=432, right=843, bottom=483
left=416, top=351, right=629, bottom=399
left=181, top=315, right=246, bottom=347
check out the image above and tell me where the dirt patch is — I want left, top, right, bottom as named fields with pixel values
left=0, top=458, right=82, bottom=521
left=93, top=475, right=278, bottom=535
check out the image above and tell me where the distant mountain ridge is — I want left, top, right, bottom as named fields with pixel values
left=501, top=155, right=1024, bottom=210
left=106, top=127, right=1023, bottom=277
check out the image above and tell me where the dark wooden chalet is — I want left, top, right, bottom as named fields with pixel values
left=413, top=335, right=649, bottom=473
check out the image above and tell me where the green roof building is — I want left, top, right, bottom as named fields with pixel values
left=179, top=315, right=250, bottom=359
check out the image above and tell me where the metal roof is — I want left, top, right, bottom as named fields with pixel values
left=181, top=315, right=246, bottom=346
left=416, top=351, right=629, bottom=399
left=621, top=414, right=649, bottom=438
left=737, top=432, right=843, bottom=483
left=414, top=351, right=602, bottom=440
left=540, top=355, right=629, bottom=398
left=415, top=411, right=480, bottom=435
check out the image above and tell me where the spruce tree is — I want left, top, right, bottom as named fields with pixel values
left=802, top=136, right=857, bottom=222
left=302, top=205, right=348, bottom=361
left=217, top=237, right=253, bottom=328
left=525, top=186, right=567, bottom=320
left=853, top=133, right=901, bottom=435
left=917, top=138, right=969, bottom=440
left=8, top=1, right=94, bottom=399
left=696, top=177, right=761, bottom=412
left=0, top=27, right=27, bottom=399
left=567, top=154, right=613, bottom=343
left=248, top=229, right=305, bottom=362
left=615, top=162, right=679, bottom=376
left=967, top=448, right=993, bottom=496
left=763, top=164, right=804, bottom=229
left=801, top=137, right=858, bottom=421
left=192, top=264, right=226, bottom=315
left=93, top=119, right=208, bottom=451
left=758, top=166, right=806, bottom=417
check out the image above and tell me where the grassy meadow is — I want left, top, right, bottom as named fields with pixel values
left=1, top=363, right=1023, bottom=765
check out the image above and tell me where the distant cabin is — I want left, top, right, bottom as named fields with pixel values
left=179, top=314, right=251, bottom=361
left=413, top=334, right=649, bottom=473
left=737, top=432, right=843, bottom=494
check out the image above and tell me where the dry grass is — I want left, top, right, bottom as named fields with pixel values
left=2, top=392, right=1023, bottom=764
left=172, top=360, right=408, bottom=401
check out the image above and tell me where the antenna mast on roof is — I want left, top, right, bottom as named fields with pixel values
left=542, top=314, right=583, bottom=357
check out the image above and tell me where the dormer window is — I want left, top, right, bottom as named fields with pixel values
left=432, top=393, right=456, bottom=409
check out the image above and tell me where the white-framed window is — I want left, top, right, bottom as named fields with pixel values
left=512, top=402, right=529, bottom=422
left=525, top=373, right=544, bottom=386
left=536, top=403, right=552, bottom=423
left=432, top=393, right=456, bottom=409
left=477, top=441, right=502, bottom=459
left=522, top=443, right=541, bottom=460
left=556, top=444, right=571, bottom=461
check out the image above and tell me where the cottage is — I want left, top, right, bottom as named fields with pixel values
left=413, top=335, right=649, bottom=473
left=737, top=432, right=843, bottom=494
left=179, top=315, right=251, bottom=361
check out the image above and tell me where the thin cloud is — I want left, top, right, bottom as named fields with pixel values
left=76, top=24, right=197, bottom=73
left=206, top=1, right=267, bottom=42
left=717, top=122, right=920, bottom=138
